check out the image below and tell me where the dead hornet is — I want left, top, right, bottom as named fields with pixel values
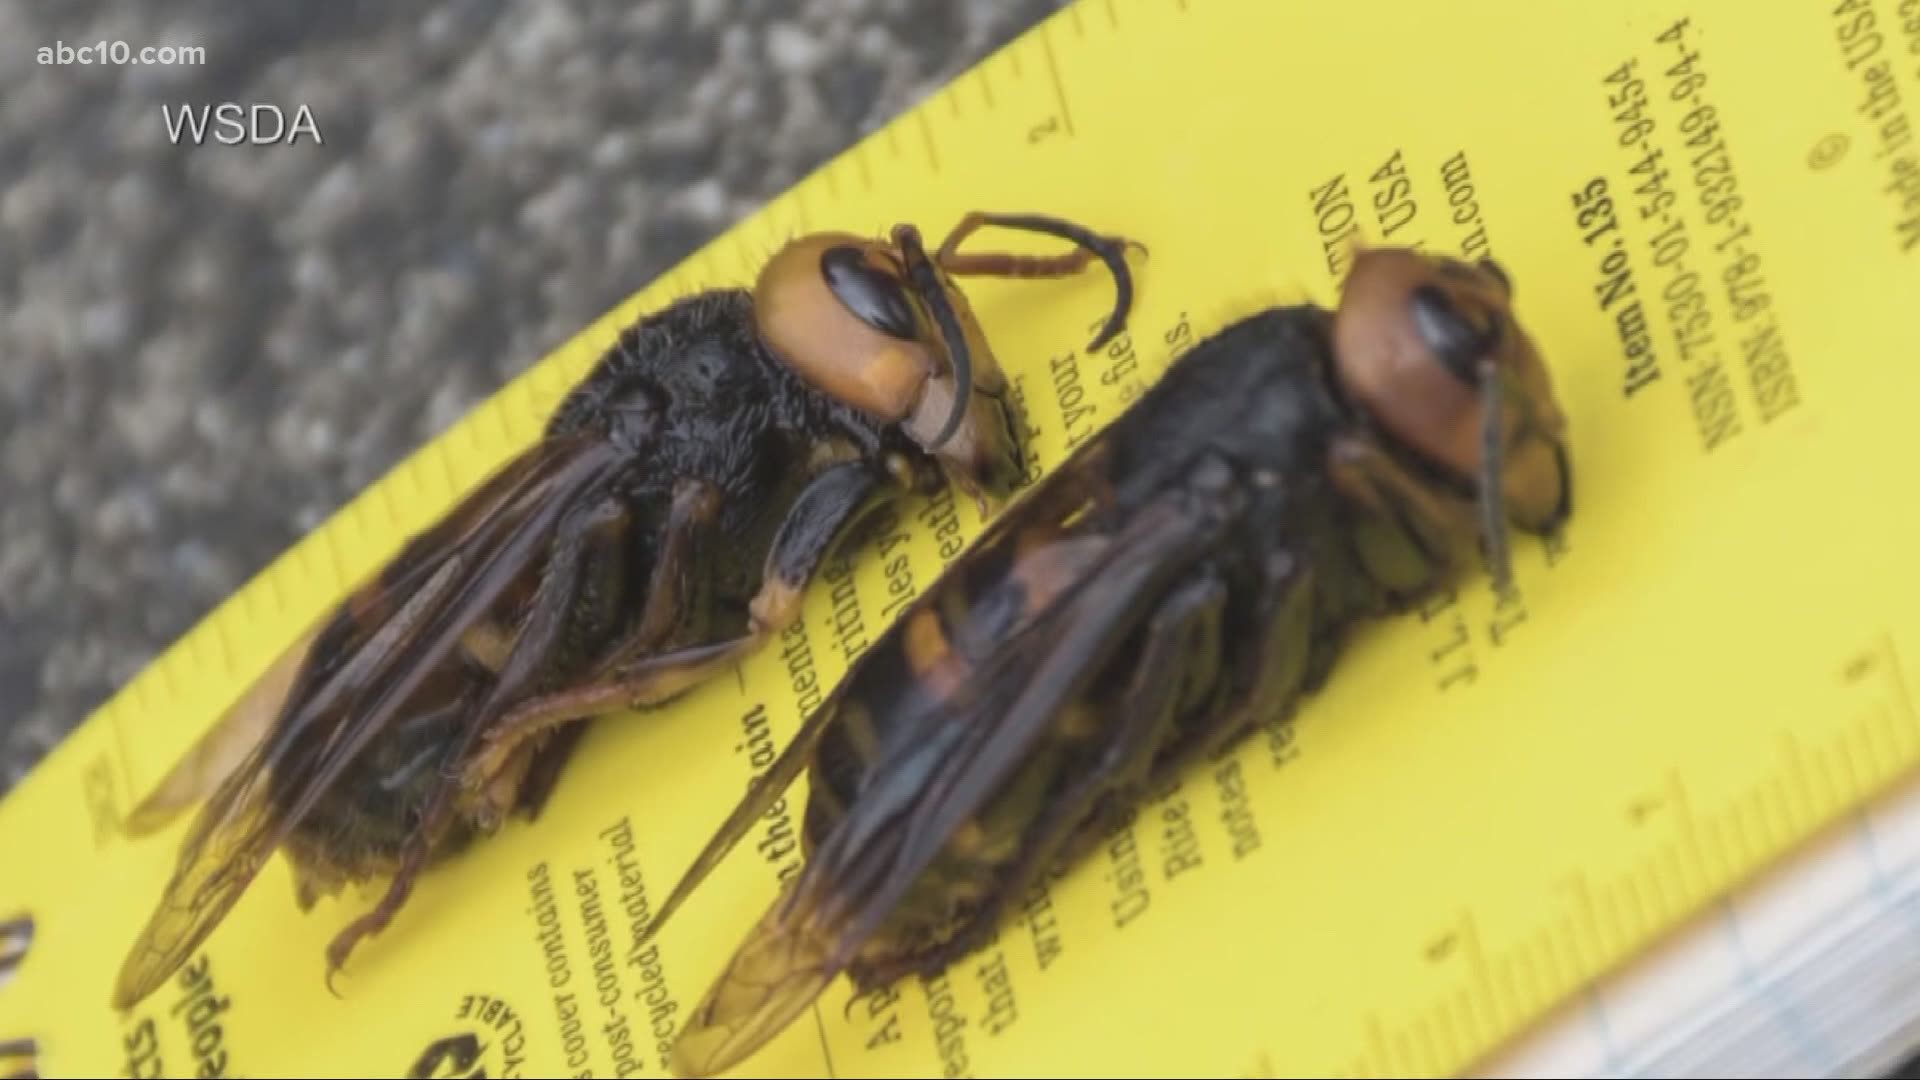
left=639, top=244, right=1574, bottom=1077
left=108, top=210, right=1142, bottom=1011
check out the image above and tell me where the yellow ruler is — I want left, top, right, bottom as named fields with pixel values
left=5, top=1, right=1920, bottom=1077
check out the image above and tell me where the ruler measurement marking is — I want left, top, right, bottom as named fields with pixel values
left=1490, top=939, right=1521, bottom=1036
left=1594, top=871, right=1626, bottom=963
left=1811, top=735, right=1843, bottom=832
left=733, top=232, right=760, bottom=284
left=1742, top=779, right=1774, bottom=859
left=1505, top=936, right=1537, bottom=1026
left=1423, top=993, right=1460, bottom=1073
left=1849, top=711, right=1890, bottom=815
left=1758, top=776, right=1781, bottom=860
left=1566, top=873, right=1600, bottom=972
left=697, top=243, right=725, bottom=293
left=321, top=510, right=357, bottom=605
left=792, top=182, right=815, bottom=237
left=1813, top=734, right=1844, bottom=819
left=108, top=696, right=139, bottom=822
left=495, top=382, right=533, bottom=445
left=918, top=111, right=942, bottom=173
left=1391, top=1025, right=1416, bottom=1076
left=1418, top=1017, right=1450, bottom=1077
left=1532, top=925, right=1562, bottom=1016
left=1886, top=631, right=1918, bottom=731
left=1362, top=1014, right=1389, bottom=1078
left=1666, top=768, right=1712, bottom=895
left=1423, top=724, right=1916, bottom=1078
left=1620, top=864, right=1651, bottom=949
left=394, top=451, right=427, bottom=539
left=1839, top=714, right=1873, bottom=810
left=1633, top=860, right=1661, bottom=940
left=1887, top=696, right=1918, bottom=781
left=1650, top=848, right=1679, bottom=935
left=1703, top=811, right=1739, bottom=901
left=183, top=611, right=213, bottom=688
left=1548, top=897, right=1584, bottom=991
left=132, top=664, right=163, bottom=741
left=211, top=606, right=254, bottom=687
left=1448, top=975, right=1478, bottom=1069
left=1769, top=766, right=1803, bottom=862
left=1781, top=733, right=1815, bottom=839
left=1751, top=776, right=1774, bottom=860
left=157, top=628, right=194, bottom=720
left=490, top=386, right=517, bottom=460
left=1462, top=912, right=1499, bottom=1047
left=1876, top=699, right=1906, bottom=782
left=1536, top=921, right=1572, bottom=1014
left=856, top=142, right=875, bottom=192
left=1039, top=26, right=1077, bottom=137
left=1661, top=842, right=1693, bottom=923
left=1447, top=986, right=1478, bottom=1067
left=1874, top=699, right=1905, bottom=781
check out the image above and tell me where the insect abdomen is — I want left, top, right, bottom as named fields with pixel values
left=800, top=523, right=1145, bottom=982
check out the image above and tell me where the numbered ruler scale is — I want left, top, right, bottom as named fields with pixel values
left=4, top=1, right=1918, bottom=1077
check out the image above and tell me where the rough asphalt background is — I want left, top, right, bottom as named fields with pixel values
left=0, top=0, right=1071, bottom=797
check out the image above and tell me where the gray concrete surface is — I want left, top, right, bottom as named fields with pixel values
left=0, top=0, right=1072, bottom=796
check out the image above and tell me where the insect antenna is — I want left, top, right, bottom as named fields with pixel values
left=892, top=223, right=976, bottom=450
left=1477, top=357, right=1514, bottom=596
left=933, top=212, right=1141, bottom=352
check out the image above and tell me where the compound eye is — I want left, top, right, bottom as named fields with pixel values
left=1410, top=284, right=1501, bottom=387
left=821, top=245, right=919, bottom=341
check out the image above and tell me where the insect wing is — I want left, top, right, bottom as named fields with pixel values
left=120, top=621, right=323, bottom=838
left=111, top=430, right=624, bottom=1009
left=667, top=447, right=1223, bottom=1077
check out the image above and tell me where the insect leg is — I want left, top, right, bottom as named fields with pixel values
left=627, top=478, right=724, bottom=653
left=454, top=479, right=720, bottom=798
left=749, top=457, right=895, bottom=638
left=322, top=491, right=636, bottom=987
left=466, top=460, right=894, bottom=793
left=1327, top=434, right=1475, bottom=608
left=509, top=723, right=591, bottom=822
left=1164, top=549, right=1322, bottom=783
left=323, top=822, right=438, bottom=992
